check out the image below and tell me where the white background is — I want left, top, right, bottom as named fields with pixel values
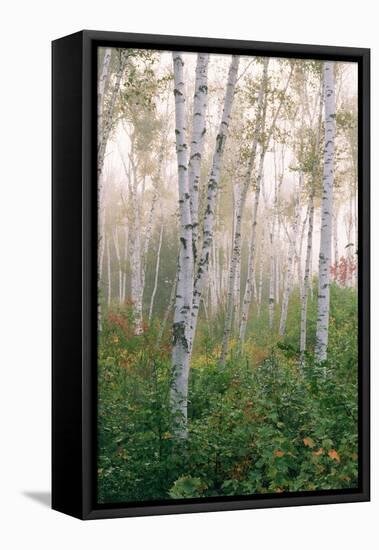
left=0, top=1, right=376, bottom=548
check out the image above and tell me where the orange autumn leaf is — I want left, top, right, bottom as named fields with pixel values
left=303, top=437, right=315, bottom=448
left=328, top=449, right=340, bottom=462
left=312, top=447, right=324, bottom=456
left=274, top=450, right=285, bottom=458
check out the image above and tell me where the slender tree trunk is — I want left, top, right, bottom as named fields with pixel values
left=220, top=62, right=293, bottom=364
left=188, top=53, right=209, bottom=264
left=188, top=56, right=240, bottom=349
left=112, top=226, right=122, bottom=303
left=279, top=181, right=301, bottom=337
left=257, top=240, right=264, bottom=318
left=268, top=214, right=276, bottom=330
left=333, top=205, right=339, bottom=283
left=122, top=225, right=128, bottom=303
left=232, top=182, right=242, bottom=332
left=275, top=256, right=280, bottom=304
left=315, top=61, right=335, bottom=362
left=98, top=51, right=128, bottom=291
left=98, top=48, right=112, bottom=143
left=300, top=193, right=315, bottom=353
left=170, top=53, right=194, bottom=437
left=299, top=76, right=323, bottom=355
left=239, top=152, right=265, bottom=342
left=148, top=224, right=164, bottom=322
left=219, top=60, right=269, bottom=363
left=129, top=155, right=144, bottom=335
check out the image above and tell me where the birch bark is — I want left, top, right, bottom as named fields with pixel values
left=98, top=50, right=128, bottom=284
left=188, top=56, right=240, bottom=350
left=219, top=60, right=269, bottom=364
left=188, top=54, right=209, bottom=264
left=170, top=53, right=194, bottom=436
left=315, top=61, right=335, bottom=362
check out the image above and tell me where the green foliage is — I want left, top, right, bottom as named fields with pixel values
left=98, top=285, right=358, bottom=503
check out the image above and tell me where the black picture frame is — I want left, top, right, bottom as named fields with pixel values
left=52, top=30, right=370, bottom=520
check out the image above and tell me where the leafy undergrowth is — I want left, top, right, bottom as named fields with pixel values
left=97, top=285, right=358, bottom=503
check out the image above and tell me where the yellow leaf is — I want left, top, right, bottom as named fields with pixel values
left=274, top=449, right=285, bottom=457
left=162, top=432, right=171, bottom=440
left=328, top=449, right=340, bottom=462
left=303, top=437, right=315, bottom=448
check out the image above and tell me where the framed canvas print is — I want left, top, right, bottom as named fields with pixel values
left=52, top=30, right=370, bottom=519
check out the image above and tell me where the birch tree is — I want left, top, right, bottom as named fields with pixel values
left=98, top=50, right=129, bottom=288
left=189, top=56, right=240, bottom=348
left=300, top=71, right=323, bottom=354
left=188, top=54, right=209, bottom=263
left=170, top=53, right=194, bottom=436
left=219, top=59, right=268, bottom=364
left=315, top=61, right=336, bottom=362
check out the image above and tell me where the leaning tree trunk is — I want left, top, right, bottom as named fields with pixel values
left=220, top=61, right=293, bottom=364
left=170, top=53, right=194, bottom=437
left=188, top=53, right=209, bottom=264
left=219, top=60, right=269, bottom=364
left=188, top=56, right=240, bottom=349
left=315, top=61, right=336, bottom=362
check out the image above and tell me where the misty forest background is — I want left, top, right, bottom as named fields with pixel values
left=97, top=47, right=358, bottom=503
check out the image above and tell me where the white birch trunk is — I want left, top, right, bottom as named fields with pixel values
left=239, top=153, right=264, bottom=342
left=98, top=48, right=112, bottom=143
left=98, top=51, right=128, bottom=293
left=315, top=61, right=335, bottom=362
left=300, top=193, right=315, bottom=353
left=188, top=56, right=240, bottom=350
left=220, top=62, right=293, bottom=363
left=188, top=54, right=209, bottom=263
left=275, top=256, right=280, bottom=304
left=170, top=53, right=194, bottom=437
left=219, top=60, right=269, bottom=364
left=268, top=215, right=276, bottom=330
